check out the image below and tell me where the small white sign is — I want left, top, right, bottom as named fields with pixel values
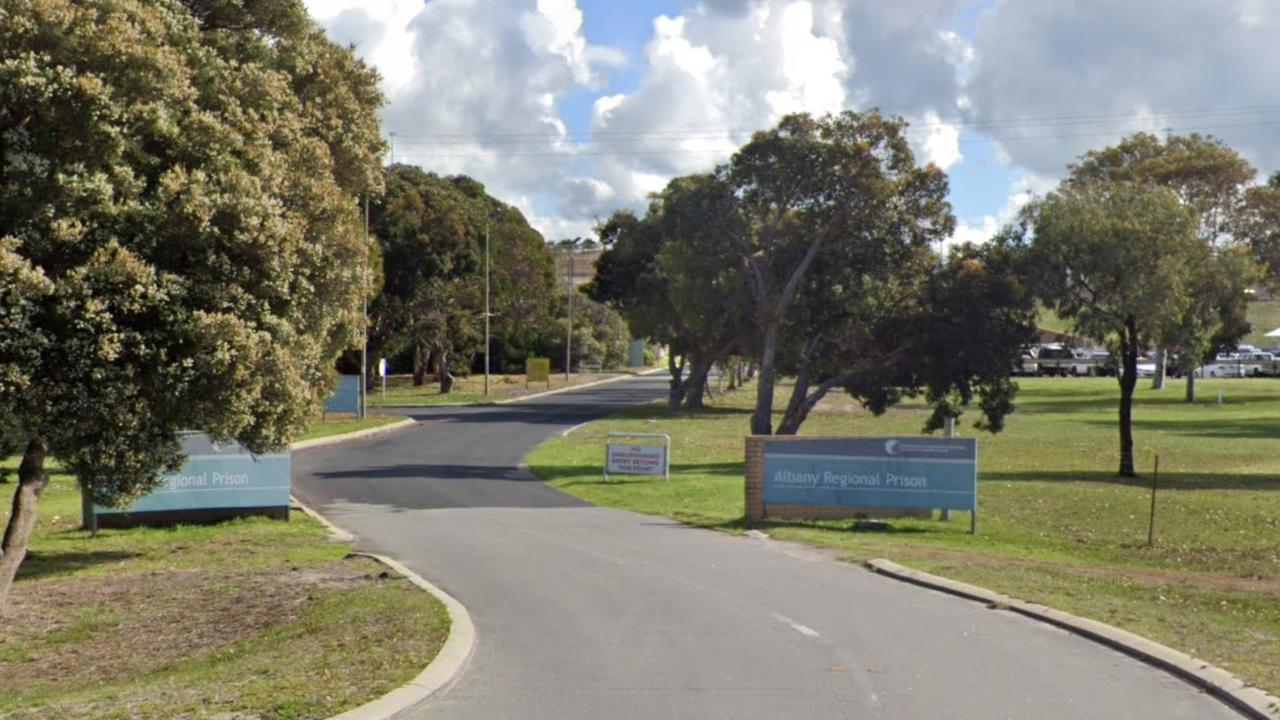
left=378, top=358, right=388, bottom=377
left=606, top=443, right=666, bottom=476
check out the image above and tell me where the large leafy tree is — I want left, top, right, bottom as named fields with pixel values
left=592, top=175, right=749, bottom=411
left=369, top=166, right=555, bottom=390
left=725, top=112, right=1024, bottom=436
left=1069, top=133, right=1259, bottom=399
left=0, top=0, right=384, bottom=603
left=1018, top=181, right=1201, bottom=477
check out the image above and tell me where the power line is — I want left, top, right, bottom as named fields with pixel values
left=387, top=103, right=1280, bottom=145
left=386, top=117, right=1280, bottom=161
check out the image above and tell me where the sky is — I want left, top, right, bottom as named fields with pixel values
left=303, top=0, right=1280, bottom=246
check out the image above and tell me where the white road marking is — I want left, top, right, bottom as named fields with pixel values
left=773, top=613, right=821, bottom=638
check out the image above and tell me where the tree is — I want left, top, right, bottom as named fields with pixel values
left=1236, top=172, right=1280, bottom=286
left=591, top=175, right=749, bottom=411
left=368, top=168, right=555, bottom=391
left=1069, top=133, right=1258, bottom=398
left=1021, top=181, right=1201, bottom=477
left=723, top=112, right=982, bottom=435
left=0, top=0, right=385, bottom=604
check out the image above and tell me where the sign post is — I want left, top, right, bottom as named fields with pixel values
left=604, top=433, right=670, bottom=482
left=526, top=357, right=551, bottom=389
left=378, top=358, right=388, bottom=400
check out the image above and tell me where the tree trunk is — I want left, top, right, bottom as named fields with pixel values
left=412, top=341, right=427, bottom=386
left=0, top=438, right=49, bottom=606
left=750, top=324, right=780, bottom=435
left=438, top=349, right=454, bottom=394
left=683, top=356, right=715, bottom=411
left=1151, top=348, right=1166, bottom=390
left=1118, top=323, right=1138, bottom=477
left=727, top=358, right=739, bottom=391
left=666, top=355, right=688, bottom=412
left=1185, top=367, right=1197, bottom=402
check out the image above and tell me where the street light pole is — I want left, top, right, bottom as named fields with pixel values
left=565, top=248, right=574, bottom=382
left=484, top=209, right=501, bottom=398
left=360, top=193, right=369, bottom=420
left=484, top=217, right=491, bottom=398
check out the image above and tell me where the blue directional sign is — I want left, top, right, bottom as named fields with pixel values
left=324, top=374, right=361, bottom=414
left=762, top=437, right=976, bottom=511
left=93, top=433, right=291, bottom=517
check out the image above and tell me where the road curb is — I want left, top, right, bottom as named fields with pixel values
left=290, top=417, right=416, bottom=451
left=290, top=498, right=478, bottom=720
left=865, top=558, right=1280, bottom=720
left=495, top=367, right=666, bottom=405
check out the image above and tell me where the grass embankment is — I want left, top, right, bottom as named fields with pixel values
left=0, top=458, right=448, bottom=719
left=1245, top=299, right=1280, bottom=347
left=369, top=370, right=643, bottom=406
left=527, top=376, right=1280, bottom=693
left=300, top=413, right=403, bottom=442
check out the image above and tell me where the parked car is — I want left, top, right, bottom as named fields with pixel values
left=1035, top=345, right=1108, bottom=376
left=1237, top=351, right=1278, bottom=377
left=1200, top=353, right=1247, bottom=378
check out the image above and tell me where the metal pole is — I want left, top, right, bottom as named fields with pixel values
left=1147, top=454, right=1159, bottom=548
left=360, top=193, right=368, bottom=421
left=565, top=250, right=573, bottom=382
left=941, top=417, right=955, bottom=521
left=484, top=219, right=491, bottom=398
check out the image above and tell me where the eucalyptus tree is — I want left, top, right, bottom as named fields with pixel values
left=723, top=111, right=1011, bottom=436
left=592, top=176, right=749, bottom=412
left=1069, top=133, right=1258, bottom=398
left=1020, top=182, right=1201, bottom=477
left=0, top=0, right=384, bottom=603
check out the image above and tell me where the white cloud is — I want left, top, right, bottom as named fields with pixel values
left=305, top=0, right=422, bottom=93
left=965, top=0, right=1280, bottom=178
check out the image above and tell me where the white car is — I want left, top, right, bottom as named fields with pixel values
left=1135, top=361, right=1157, bottom=378
left=1200, top=354, right=1246, bottom=378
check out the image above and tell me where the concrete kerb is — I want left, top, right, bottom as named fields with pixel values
left=866, top=558, right=1280, bottom=720
left=494, top=366, right=666, bottom=405
left=290, top=417, right=417, bottom=451
left=290, top=497, right=477, bottom=720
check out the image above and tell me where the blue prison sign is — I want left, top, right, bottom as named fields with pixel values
left=762, top=437, right=976, bottom=511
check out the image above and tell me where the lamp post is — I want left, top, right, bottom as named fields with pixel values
left=564, top=237, right=583, bottom=381
left=484, top=208, right=502, bottom=398
left=360, top=193, right=369, bottom=420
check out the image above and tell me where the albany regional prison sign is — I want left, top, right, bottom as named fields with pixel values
left=746, top=436, right=977, bottom=531
left=86, top=432, right=291, bottom=529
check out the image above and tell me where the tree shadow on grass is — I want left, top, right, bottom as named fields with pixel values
left=1079, top=417, right=1280, bottom=440
left=982, top=470, right=1280, bottom=491
left=16, top=550, right=140, bottom=581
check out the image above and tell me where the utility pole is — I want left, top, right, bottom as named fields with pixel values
left=360, top=193, right=369, bottom=420
left=565, top=246, right=575, bottom=382
left=484, top=209, right=501, bottom=397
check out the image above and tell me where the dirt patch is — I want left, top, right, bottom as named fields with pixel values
left=0, top=556, right=380, bottom=690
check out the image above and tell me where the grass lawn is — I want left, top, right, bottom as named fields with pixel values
left=1245, top=298, right=1280, bottom=347
left=527, top=376, right=1280, bottom=694
left=369, top=370, right=646, bottom=406
left=297, top=413, right=404, bottom=442
left=0, top=460, right=448, bottom=719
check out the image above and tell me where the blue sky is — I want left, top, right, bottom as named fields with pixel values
left=308, top=0, right=1280, bottom=243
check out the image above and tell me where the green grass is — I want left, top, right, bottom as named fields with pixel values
left=1245, top=298, right=1280, bottom=347
left=527, top=376, right=1280, bottom=693
left=0, top=459, right=449, bottom=719
left=298, top=413, right=403, bottom=442
left=370, top=371, right=642, bottom=406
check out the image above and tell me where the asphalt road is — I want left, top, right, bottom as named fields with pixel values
left=293, top=375, right=1242, bottom=720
